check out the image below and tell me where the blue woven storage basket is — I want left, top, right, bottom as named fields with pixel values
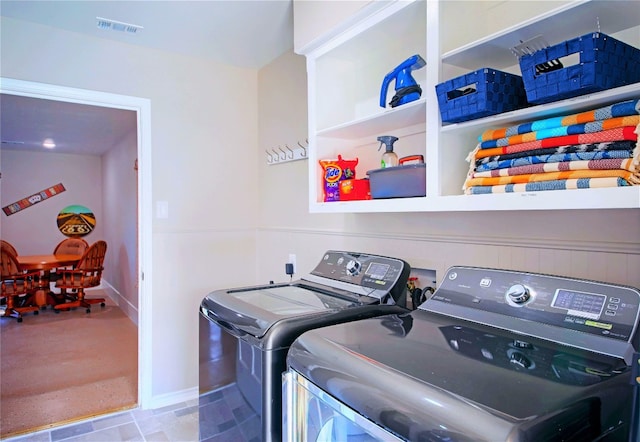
left=519, top=32, right=640, bottom=105
left=435, top=68, right=528, bottom=124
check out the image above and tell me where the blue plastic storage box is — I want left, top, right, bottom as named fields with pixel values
left=367, top=163, right=426, bottom=199
left=519, top=32, right=640, bottom=105
left=435, top=68, right=528, bottom=124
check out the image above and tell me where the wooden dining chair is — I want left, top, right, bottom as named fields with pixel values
left=1, top=248, right=40, bottom=322
left=54, top=240, right=108, bottom=313
left=51, top=237, right=90, bottom=302
left=1, top=239, right=19, bottom=256
left=53, top=237, right=89, bottom=256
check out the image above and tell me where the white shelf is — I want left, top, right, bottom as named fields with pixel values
left=317, top=99, right=426, bottom=140
left=443, top=0, right=640, bottom=70
left=310, top=186, right=640, bottom=213
left=302, top=0, right=640, bottom=214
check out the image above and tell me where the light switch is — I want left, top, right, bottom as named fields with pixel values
left=156, top=201, right=169, bottom=219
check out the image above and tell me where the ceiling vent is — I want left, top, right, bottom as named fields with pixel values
left=96, top=17, right=143, bottom=34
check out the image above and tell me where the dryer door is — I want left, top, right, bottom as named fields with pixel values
left=283, top=370, right=403, bottom=442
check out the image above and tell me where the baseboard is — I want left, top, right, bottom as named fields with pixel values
left=145, top=387, right=199, bottom=410
left=97, top=280, right=139, bottom=326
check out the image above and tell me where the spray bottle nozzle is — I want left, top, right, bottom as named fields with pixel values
left=377, top=135, right=398, bottom=152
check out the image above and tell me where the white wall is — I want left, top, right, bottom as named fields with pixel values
left=102, top=127, right=139, bottom=320
left=1, top=150, right=104, bottom=254
left=256, top=51, right=640, bottom=291
left=293, top=0, right=372, bottom=52
left=1, top=16, right=260, bottom=403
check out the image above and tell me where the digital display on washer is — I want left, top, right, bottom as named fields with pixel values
left=551, top=289, right=606, bottom=319
left=365, top=262, right=390, bottom=280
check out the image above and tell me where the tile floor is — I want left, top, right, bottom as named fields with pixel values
left=3, top=397, right=199, bottom=442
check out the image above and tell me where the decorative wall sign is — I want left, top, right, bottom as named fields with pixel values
left=57, top=205, right=96, bottom=237
left=2, top=183, right=66, bottom=216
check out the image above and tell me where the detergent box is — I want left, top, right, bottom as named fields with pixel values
left=319, top=156, right=359, bottom=202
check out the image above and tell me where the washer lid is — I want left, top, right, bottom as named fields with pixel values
left=201, top=283, right=361, bottom=338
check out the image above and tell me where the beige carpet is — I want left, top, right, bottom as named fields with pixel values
left=0, top=291, right=138, bottom=438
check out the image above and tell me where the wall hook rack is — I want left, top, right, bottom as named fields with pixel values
left=266, top=149, right=275, bottom=164
left=267, top=140, right=308, bottom=165
left=278, top=146, right=288, bottom=160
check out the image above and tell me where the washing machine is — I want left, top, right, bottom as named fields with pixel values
left=284, top=266, right=640, bottom=441
left=198, top=250, right=410, bottom=441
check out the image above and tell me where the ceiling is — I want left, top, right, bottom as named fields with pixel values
left=1, top=0, right=294, bottom=69
left=1, top=0, right=294, bottom=156
left=1, top=94, right=138, bottom=156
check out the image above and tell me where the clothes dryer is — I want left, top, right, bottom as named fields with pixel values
left=285, top=266, right=640, bottom=441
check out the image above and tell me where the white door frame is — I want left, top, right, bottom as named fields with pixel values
left=0, top=77, right=153, bottom=409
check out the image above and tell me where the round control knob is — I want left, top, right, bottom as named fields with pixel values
left=346, top=259, right=361, bottom=276
left=506, top=284, right=530, bottom=304
left=509, top=352, right=533, bottom=370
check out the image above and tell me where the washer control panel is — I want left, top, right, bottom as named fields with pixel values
left=426, top=267, right=640, bottom=347
left=310, top=251, right=408, bottom=292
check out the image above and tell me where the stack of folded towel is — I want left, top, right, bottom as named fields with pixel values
left=463, top=99, right=640, bottom=194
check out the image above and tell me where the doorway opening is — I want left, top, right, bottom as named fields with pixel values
left=0, top=77, right=152, bottom=414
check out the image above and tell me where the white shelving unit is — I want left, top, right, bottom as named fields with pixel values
left=299, top=0, right=640, bottom=213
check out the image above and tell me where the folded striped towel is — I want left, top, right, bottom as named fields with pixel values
left=477, top=149, right=636, bottom=174
left=479, top=116, right=639, bottom=149
left=465, top=177, right=629, bottom=194
left=464, top=169, right=639, bottom=190
left=472, top=127, right=638, bottom=160
left=472, top=158, right=637, bottom=178
left=475, top=141, right=636, bottom=170
left=478, top=99, right=640, bottom=142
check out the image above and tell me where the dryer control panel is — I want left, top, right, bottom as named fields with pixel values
left=423, top=266, right=640, bottom=364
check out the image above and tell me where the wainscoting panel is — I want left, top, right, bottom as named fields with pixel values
left=256, top=228, right=640, bottom=289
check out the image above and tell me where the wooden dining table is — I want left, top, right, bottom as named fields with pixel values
left=16, top=254, right=82, bottom=307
